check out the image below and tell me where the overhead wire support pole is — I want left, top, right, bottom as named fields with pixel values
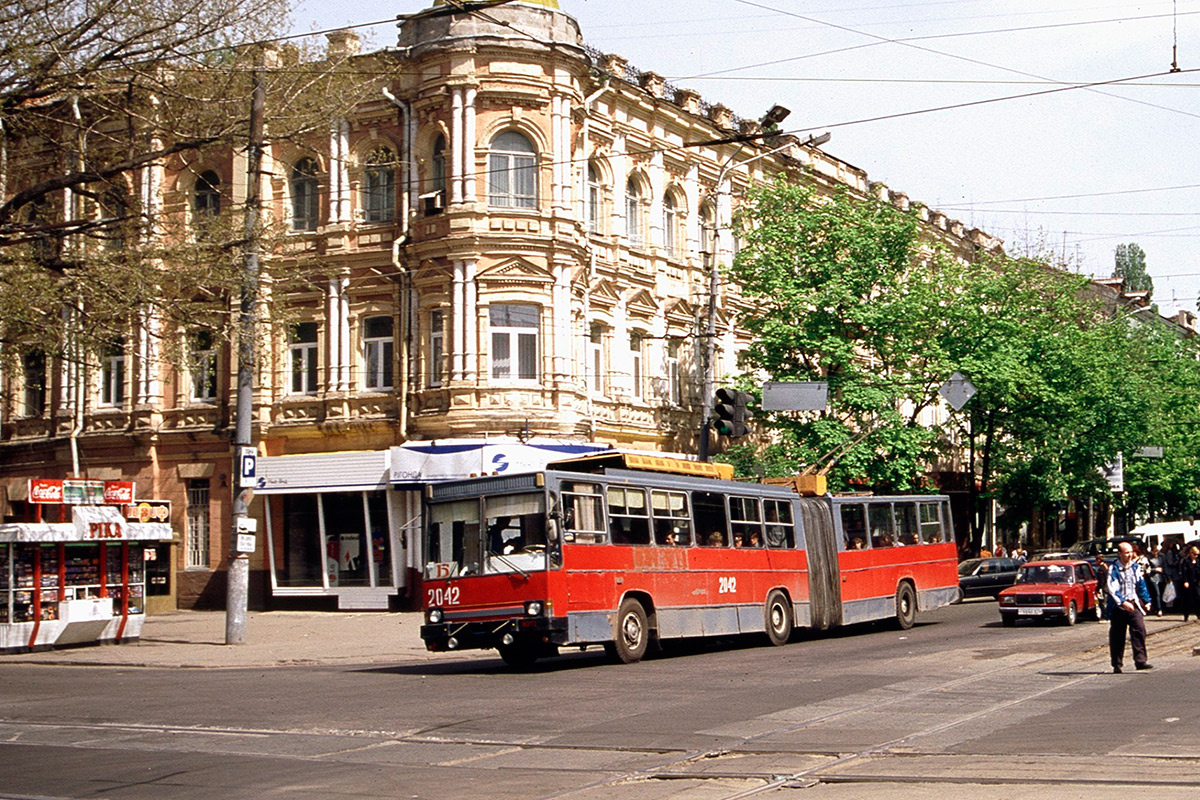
left=699, top=127, right=829, bottom=461
left=226, top=50, right=265, bottom=646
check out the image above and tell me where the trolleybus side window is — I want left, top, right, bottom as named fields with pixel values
left=608, top=486, right=651, bottom=545
left=840, top=504, right=867, bottom=550
left=693, top=490, right=729, bottom=546
left=869, top=503, right=895, bottom=548
left=651, top=489, right=692, bottom=546
left=729, top=496, right=763, bottom=547
left=895, top=502, right=919, bottom=545
left=918, top=502, right=943, bottom=543
left=764, top=499, right=795, bottom=549
left=562, top=481, right=606, bottom=543
left=426, top=499, right=481, bottom=578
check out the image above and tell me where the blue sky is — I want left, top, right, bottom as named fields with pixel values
left=291, top=0, right=1200, bottom=315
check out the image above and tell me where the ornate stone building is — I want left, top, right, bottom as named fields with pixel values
left=0, top=0, right=1007, bottom=610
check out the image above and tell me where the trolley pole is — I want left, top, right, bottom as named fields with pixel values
left=226, top=56, right=265, bottom=645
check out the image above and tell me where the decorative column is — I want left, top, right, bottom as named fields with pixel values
left=450, top=89, right=464, bottom=205
left=463, top=87, right=477, bottom=203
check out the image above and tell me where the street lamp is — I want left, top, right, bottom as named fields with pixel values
left=698, top=123, right=830, bottom=461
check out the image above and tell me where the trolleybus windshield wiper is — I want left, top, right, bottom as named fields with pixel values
left=489, top=552, right=530, bottom=580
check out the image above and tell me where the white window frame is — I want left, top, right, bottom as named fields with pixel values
left=663, top=192, right=680, bottom=257
left=362, top=315, right=394, bottom=391
left=586, top=163, right=602, bottom=233
left=99, top=340, right=126, bottom=407
left=626, top=177, right=644, bottom=248
left=289, top=322, right=319, bottom=395
left=429, top=310, right=444, bottom=388
left=362, top=147, right=396, bottom=224
left=629, top=332, right=644, bottom=400
left=488, top=131, right=537, bottom=209
left=490, top=304, right=540, bottom=382
left=588, top=323, right=606, bottom=395
left=188, top=330, right=218, bottom=402
left=666, top=340, right=682, bottom=406
left=291, top=158, right=320, bottom=231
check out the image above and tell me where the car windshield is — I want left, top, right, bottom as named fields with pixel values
left=958, top=559, right=983, bottom=576
left=1016, top=564, right=1072, bottom=584
left=424, top=492, right=549, bottom=579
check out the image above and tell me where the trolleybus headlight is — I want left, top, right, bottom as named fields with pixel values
left=428, top=608, right=444, bottom=624
left=525, top=601, right=544, bottom=617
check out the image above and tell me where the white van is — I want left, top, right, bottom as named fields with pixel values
left=1129, top=520, right=1200, bottom=551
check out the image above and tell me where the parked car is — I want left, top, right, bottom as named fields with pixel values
left=1067, top=536, right=1145, bottom=565
left=998, top=559, right=1100, bottom=626
left=958, top=557, right=1021, bottom=599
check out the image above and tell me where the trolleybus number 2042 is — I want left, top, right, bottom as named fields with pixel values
left=420, top=459, right=960, bottom=667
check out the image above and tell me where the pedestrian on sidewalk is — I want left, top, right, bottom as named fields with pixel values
left=1106, top=541, right=1153, bottom=674
left=1181, top=545, right=1200, bottom=622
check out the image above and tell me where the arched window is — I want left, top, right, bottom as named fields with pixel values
left=362, top=146, right=396, bottom=223
left=291, top=158, right=320, bottom=231
left=625, top=177, right=645, bottom=248
left=699, top=199, right=716, bottom=257
left=488, top=131, right=537, bottom=209
left=194, top=171, right=221, bottom=218
left=431, top=135, right=447, bottom=194
left=586, top=162, right=603, bottom=233
left=663, top=190, right=683, bottom=257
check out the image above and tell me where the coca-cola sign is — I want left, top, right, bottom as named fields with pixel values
left=29, top=479, right=64, bottom=504
left=104, top=481, right=135, bottom=504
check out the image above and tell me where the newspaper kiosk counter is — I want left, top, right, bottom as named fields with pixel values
left=0, top=506, right=172, bottom=652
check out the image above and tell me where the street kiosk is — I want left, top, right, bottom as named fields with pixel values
left=1, top=480, right=172, bottom=652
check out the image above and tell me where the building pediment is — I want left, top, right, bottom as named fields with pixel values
left=624, top=289, right=659, bottom=316
left=589, top=279, right=622, bottom=307
left=664, top=297, right=697, bottom=323
left=478, top=257, right=553, bottom=285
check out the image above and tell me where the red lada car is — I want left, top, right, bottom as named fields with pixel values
left=998, top=559, right=1100, bottom=626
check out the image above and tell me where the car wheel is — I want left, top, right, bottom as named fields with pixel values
left=1065, top=600, right=1077, bottom=626
left=1001, top=614, right=1016, bottom=627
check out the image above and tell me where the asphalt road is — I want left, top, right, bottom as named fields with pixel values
left=2, top=600, right=1199, bottom=800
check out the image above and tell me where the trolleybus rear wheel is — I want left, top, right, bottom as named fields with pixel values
left=611, top=598, right=650, bottom=664
left=894, top=583, right=917, bottom=630
left=765, top=590, right=792, bottom=646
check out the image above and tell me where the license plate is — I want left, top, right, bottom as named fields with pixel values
left=1017, top=608, right=1042, bottom=616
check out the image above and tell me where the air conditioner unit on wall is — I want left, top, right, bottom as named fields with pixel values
left=420, top=190, right=444, bottom=216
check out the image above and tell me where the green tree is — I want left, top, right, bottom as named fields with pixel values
left=730, top=178, right=1175, bottom=546
left=1113, top=243, right=1153, bottom=297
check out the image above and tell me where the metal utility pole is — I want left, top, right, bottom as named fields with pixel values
left=226, top=55, right=265, bottom=645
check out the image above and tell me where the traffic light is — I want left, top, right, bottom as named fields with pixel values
left=713, top=388, right=752, bottom=438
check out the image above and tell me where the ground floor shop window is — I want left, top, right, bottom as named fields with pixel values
left=271, top=490, right=394, bottom=590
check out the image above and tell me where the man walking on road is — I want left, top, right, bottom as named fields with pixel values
left=1107, top=541, right=1153, bottom=674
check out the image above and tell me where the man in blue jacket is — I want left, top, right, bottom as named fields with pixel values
left=1106, top=541, right=1153, bottom=674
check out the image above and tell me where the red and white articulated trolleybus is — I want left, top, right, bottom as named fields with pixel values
left=419, top=453, right=960, bottom=666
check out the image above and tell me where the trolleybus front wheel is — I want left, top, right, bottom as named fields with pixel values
left=765, top=590, right=792, bottom=646
left=609, top=598, right=650, bottom=664
left=498, top=642, right=539, bottom=669
left=894, top=582, right=917, bottom=630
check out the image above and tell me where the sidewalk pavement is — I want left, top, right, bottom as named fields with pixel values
left=0, top=610, right=493, bottom=669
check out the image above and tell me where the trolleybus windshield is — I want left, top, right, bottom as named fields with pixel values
left=425, top=493, right=548, bottom=579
